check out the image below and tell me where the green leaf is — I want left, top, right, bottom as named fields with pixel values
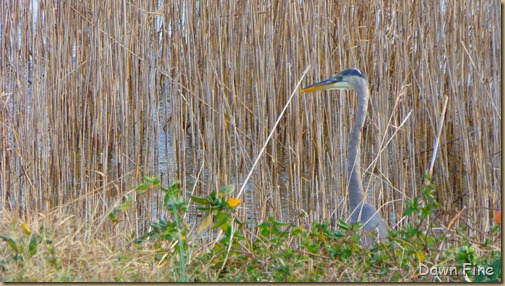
left=404, top=197, right=419, bottom=215
left=218, top=184, right=235, bottom=196
left=198, top=214, right=214, bottom=233
left=21, top=223, right=31, bottom=235
left=143, top=176, right=159, bottom=184
left=119, top=201, right=131, bottom=211
left=423, top=189, right=436, bottom=200
left=291, top=226, right=303, bottom=236
left=109, top=208, right=119, bottom=223
left=334, top=230, right=345, bottom=237
left=136, top=183, right=151, bottom=190
left=125, top=193, right=134, bottom=202
left=219, top=221, right=230, bottom=232
left=167, top=180, right=181, bottom=196
left=190, top=196, right=211, bottom=205
left=143, top=176, right=155, bottom=182
left=272, top=220, right=289, bottom=227
left=28, top=236, right=40, bottom=257
left=421, top=204, right=432, bottom=218
left=415, top=249, right=425, bottom=261
left=336, top=219, right=350, bottom=230
left=0, top=235, right=19, bottom=253
left=212, top=212, right=230, bottom=229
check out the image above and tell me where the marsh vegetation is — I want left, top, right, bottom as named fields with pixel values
left=0, top=0, right=501, bottom=282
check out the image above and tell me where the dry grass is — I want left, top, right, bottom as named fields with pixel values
left=0, top=0, right=501, bottom=281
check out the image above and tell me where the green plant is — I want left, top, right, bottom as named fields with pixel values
left=396, top=174, right=440, bottom=253
left=190, top=184, right=241, bottom=233
left=109, top=176, right=189, bottom=281
left=101, top=174, right=501, bottom=282
left=0, top=222, right=58, bottom=270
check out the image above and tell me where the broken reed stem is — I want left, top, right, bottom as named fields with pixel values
left=237, top=65, right=310, bottom=199
left=426, top=95, right=449, bottom=183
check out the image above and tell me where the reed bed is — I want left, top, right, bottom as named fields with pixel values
left=0, top=0, right=501, bottom=244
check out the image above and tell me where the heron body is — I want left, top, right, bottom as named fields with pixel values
left=301, top=68, right=388, bottom=241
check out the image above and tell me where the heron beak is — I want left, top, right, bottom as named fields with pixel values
left=300, top=77, right=351, bottom=93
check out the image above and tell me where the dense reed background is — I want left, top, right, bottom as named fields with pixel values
left=0, top=0, right=501, bottom=239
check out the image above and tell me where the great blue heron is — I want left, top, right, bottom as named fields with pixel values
left=301, top=68, right=388, bottom=241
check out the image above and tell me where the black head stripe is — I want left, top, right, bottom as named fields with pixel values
left=338, top=68, right=366, bottom=79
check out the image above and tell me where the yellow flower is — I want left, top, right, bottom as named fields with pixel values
left=227, top=197, right=241, bottom=207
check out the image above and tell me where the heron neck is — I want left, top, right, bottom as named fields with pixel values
left=348, top=83, right=369, bottom=210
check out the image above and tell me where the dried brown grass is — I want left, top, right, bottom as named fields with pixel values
left=0, top=0, right=501, bottom=241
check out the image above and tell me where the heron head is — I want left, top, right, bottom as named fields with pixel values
left=300, top=68, right=367, bottom=93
